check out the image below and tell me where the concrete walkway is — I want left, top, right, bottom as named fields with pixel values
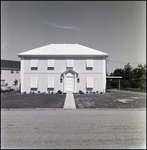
left=63, top=92, right=76, bottom=109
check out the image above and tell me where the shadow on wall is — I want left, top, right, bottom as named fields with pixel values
left=31, top=67, right=38, bottom=70
left=31, top=88, right=37, bottom=92
left=47, top=67, right=54, bottom=70
left=86, top=67, right=93, bottom=70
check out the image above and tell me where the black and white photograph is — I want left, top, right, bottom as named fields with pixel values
left=1, top=1, right=146, bottom=149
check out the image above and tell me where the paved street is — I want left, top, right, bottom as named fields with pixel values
left=1, top=109, right=146, bottom=149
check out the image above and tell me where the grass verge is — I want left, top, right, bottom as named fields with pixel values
left=1, top=92, right=66, bottom=108
left=74, top=91, right=146, bottom=109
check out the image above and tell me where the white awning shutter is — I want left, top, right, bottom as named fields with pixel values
left=67, top=59, right=74, bottom=67
left=86, top=77, right=93, bottom=88
left=86, top=59, right=93, bottom=67
left=31, top=59, right=38, bottom=67
left=48, top=77, right=54, bottom=88
left=31, top=77, right=38, bottom=88
left=48, top=59, right=54, bottom=67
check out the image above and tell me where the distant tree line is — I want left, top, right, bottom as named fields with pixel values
left=107, top=63, right=146, bottom=92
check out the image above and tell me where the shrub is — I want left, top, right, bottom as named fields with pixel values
left=38, top=91, right=40, bottom=94
left=86, top=91, right=88, bottom=94
left=51, top=92, right=54, bottom=94
left=57, top=90, right=62, bottom=94
left=93, top=92, right=95, bottom=94
left=79, top=90, right=84, bottom=94
left=23, top=92, right=26, bottom=94
left=96, top=91, right=99, bottom=94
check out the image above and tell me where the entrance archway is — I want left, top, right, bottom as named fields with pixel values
left=61, top=69, right=78, bottom=93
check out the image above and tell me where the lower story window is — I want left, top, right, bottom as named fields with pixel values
left=48, top=77, right=55, bottom=88
left=30, top=77, right=38, bottom=91
left=86, top=77, right=93, bottom=88
left=1, top=80, right=5, bottom=86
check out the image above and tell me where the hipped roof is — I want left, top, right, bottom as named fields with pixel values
left=18, top=44, right=109, bottom=57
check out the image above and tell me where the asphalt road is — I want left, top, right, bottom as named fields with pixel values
left=1, top=109, right=146, bottom=149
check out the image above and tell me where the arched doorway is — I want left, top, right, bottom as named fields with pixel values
left=61, top=69, right=78, bottom=93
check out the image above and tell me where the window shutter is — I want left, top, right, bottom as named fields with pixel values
left=31, top=77, right=38, bottom=88
left=48, top=77, right=54, bottom=88
left=48, top=59, right=54, bottom=67
left=86, top=77, right=93, bottom=88
left=67, top=59, right=74, bottom=67
left=31, top=59, right=38, bottom=67
left=86, top=59, right=93, bottom=67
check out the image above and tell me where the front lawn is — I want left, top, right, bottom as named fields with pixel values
left=74, top=91, right=146, bottom=109
left=1, top=90, right=146, bottom=109
left=1, top=92, right=66, bottom=108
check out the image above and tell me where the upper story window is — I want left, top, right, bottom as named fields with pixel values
left=48, top=59, right=54, bottom=70
left=86, top=59, right=93, bottom=70
left=67, top=59, right=74, bottom=68
left=31, top=59, right=38, bottom=70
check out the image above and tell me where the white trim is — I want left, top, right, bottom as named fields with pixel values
left=24, top=71, right=103, bottom=74
left=20, top=59, right=24, bottom=92
left=103, top=58, right=106, bottom=92
left=74, top=74, right=76, bottom=92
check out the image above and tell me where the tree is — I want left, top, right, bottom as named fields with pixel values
left=14, top=79, right=18, bottom=86
left=123, top=63, right=133, bottom=88
left=109, top=63, right=146, bottom=91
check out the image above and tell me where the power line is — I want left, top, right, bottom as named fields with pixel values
left=107, top=59, right=146, bottom=64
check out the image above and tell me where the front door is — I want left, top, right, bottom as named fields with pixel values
left=66, top=77, right=73, bottom=92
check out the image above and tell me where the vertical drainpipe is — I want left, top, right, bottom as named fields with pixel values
left=106, top=58, right=107, bottom=92
left=20, top=57, right=24, bottom=93
left=103, top=57, right=106, bottom=93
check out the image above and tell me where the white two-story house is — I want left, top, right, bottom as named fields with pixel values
left=18, top=44, right=109, bottom=93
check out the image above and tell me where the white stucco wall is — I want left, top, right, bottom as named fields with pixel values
left=21, top=57, right=106, bottom=93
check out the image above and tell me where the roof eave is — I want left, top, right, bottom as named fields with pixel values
left=18, top=54, right=109, bottom=58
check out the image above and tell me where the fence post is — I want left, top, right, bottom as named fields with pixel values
left=119, top=79, right=120, bottom=90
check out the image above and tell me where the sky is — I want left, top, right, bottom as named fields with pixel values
left=1, top=1, right=146, bottom=74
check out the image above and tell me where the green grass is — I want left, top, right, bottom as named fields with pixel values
left=1, top=90, right=146, bottom=109
left=74, top=91, right=146, bottom=109
left=1, top=92, right=66, bottom=108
